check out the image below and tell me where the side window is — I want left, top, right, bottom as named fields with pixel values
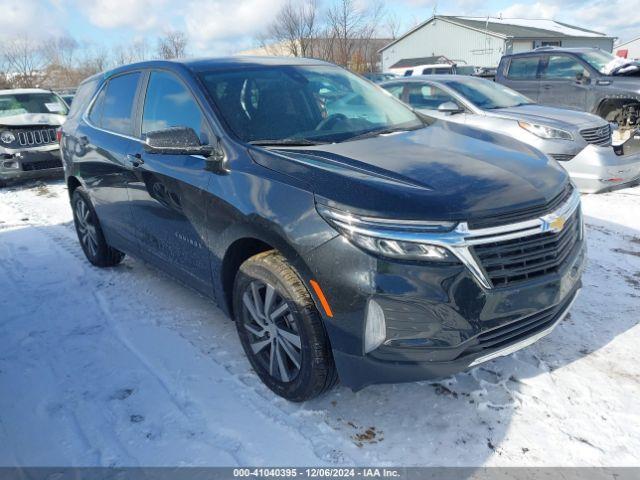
left=88, top=87, right=106, bottom=126
left=507, top=56, right=541, bottom=79
left=142, top=71, right=208, bottom=144
left=99, top=72, right=141, bottom=135
left=543, top=55, right=588, bottom=80
left=406, top=84, right=456, bottom=109
left=68, top=79, right=99, bottom=120
left=404, top=69, right=413, bottom=77
left=384, top=84, right=404, bottom=99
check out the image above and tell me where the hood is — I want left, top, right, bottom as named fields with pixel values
left=250, top=121, right=569, bottom=222
left=602, top=58, right=640, bottom=76
left=488, top=104, right=603, bottom=128
left=0, top=113, right=66, bottom=127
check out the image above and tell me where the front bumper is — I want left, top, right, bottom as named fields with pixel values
left=307, top=192, right=586, bottom=391
left=0, top=145, right=63, bottom=183
left=559, top=142, right=640, bottom=194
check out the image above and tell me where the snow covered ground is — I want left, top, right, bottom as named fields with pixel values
left=0, top=180, right=639, bottom=467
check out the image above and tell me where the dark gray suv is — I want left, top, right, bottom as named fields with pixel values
left=497, top=47, right=640, bottom=143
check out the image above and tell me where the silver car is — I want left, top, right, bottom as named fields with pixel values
left=381, top=75, right=640, bottom=193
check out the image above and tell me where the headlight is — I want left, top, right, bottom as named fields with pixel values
left=317, top=204, right=459, bottom=262
left=518, top=121, right=573, bottom=140
left=0, top=131, right=16, bottom=144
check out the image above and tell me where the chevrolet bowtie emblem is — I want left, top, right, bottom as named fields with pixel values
left=549, top=216, right=566, bottom=232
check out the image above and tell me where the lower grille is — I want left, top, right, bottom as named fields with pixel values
left=22, top=159, right=63, bottom=171
left=580, top=124, right=612, bottom=146
left=461, top=288, right=578, bottom=358
left=472, top=208, right=581, bottom=287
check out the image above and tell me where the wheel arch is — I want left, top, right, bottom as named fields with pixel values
left=216, top=227, right=321, bottom=321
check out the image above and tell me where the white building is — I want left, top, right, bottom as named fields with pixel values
left=615, top=36, right=640, bottom=60
left=380, top=16, right=615, bottom=72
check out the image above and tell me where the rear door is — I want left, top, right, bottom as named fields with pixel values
left=126, top=69, right=214, bottom=293
left=72, top=71, right=143, bottom=251
left=499, top=55, right=542, bottom=101
left=537, top=54, right=590, bottom=110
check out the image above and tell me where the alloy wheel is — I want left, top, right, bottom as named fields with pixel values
left=241, top=280, right=302, bottom=383
left=75, top=198, right=99, bottom=258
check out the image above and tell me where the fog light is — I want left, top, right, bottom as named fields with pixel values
left=364, top=299, right=386, bottom=353
left=2, top=161, right=19, bottom=169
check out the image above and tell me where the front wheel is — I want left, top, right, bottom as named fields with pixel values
left=72, top=187, right=125, bottom=267
left=233, top=251, right=338, bottom=401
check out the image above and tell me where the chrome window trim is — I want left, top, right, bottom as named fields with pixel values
left=319, top=186, right=582, bottom=290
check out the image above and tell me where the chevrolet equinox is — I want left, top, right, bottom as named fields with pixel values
left=60, top=58, right=586, bottom=401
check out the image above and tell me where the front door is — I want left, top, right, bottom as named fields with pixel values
left=127, top=70, right=215, bottom=294
left=537, top=55, right=590, bottom=111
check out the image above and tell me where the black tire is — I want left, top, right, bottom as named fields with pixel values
left=71, top=187, right=125, bottom=267
left=233, top=251, right=338, bottom=401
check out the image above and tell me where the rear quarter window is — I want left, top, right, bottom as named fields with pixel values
left=67, top=79, right=99, bottom=119
left=507, top=56, right=541, bottom=79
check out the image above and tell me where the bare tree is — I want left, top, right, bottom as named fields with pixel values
left=112, top=38, right=151, bottom=66
left=1, top=36, right=48, bottom=87
left=262, top=0, right=320, bottom=58
left=326, top=0, right=385, bottom=71
left=385, top=11, right=402, bottom=39
left=157, top=31, right=189, bottom=59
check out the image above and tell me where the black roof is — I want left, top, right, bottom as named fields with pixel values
left=90, top=56, right=334, bottom=83
left=389, top=56, right=454, bottom=69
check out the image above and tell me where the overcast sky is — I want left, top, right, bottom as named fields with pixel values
left=5, top=0, right=640, bottom=56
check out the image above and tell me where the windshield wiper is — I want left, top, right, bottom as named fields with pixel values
left=345, top=125, right=423, bottom=142
left=249, top=138, right=327, bottom=146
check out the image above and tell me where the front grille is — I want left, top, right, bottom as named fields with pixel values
left=14, top=127, right=58, bottom=147
left=21, top=158, right=63, bottom=171
left=460, top=288, right=578, bottom=358
left=580, top=124, right=612, bottom=146
left=468, top=183, right=574, bottom=229
left=472, top=207, right=581, bottom=287
left=550, top=154, right=575, bottom=162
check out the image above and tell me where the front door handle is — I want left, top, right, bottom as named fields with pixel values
left=126, top=153, right=144, bottom=168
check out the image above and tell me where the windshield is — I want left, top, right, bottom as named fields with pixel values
left=0, top=92, right=69, bottom=118
left=578, top=50, right=638, bottom=75
left=442, top=79, right=534, bottom=109
left=199, top=65, right=423, bottom=144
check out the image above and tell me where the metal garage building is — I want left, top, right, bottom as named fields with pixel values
left=380, top=16, right=615, bottom=72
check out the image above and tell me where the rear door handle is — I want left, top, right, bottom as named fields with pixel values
left=126, top=153, right=144, bottom=168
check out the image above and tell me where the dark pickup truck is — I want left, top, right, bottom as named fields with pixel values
left=497, top=47, right=640, bottom=143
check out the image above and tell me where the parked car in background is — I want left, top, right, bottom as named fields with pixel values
left=0, top=88, right=68, bottom=187
left=61, top=57, right=584, bottom=401
left=60, top=93, right=75, bottom=106
left=382, top=75, right=640, bottom=193
left=496, top=47, right=640, bottom=144
left=362, top=72, right=398, bottom=83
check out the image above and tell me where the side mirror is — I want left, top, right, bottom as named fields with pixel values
left=576, top=72, right=590, bottom=85
left=437, top=101, right=464, bottom=114
left=144, top=127, right=210, bottom=155
left=144, top=127, right=227, bottom=173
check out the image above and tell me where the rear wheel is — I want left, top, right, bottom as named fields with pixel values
left=72, top=187, right=125, bottom=267
left=233, top=251, right=337, bottom=401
